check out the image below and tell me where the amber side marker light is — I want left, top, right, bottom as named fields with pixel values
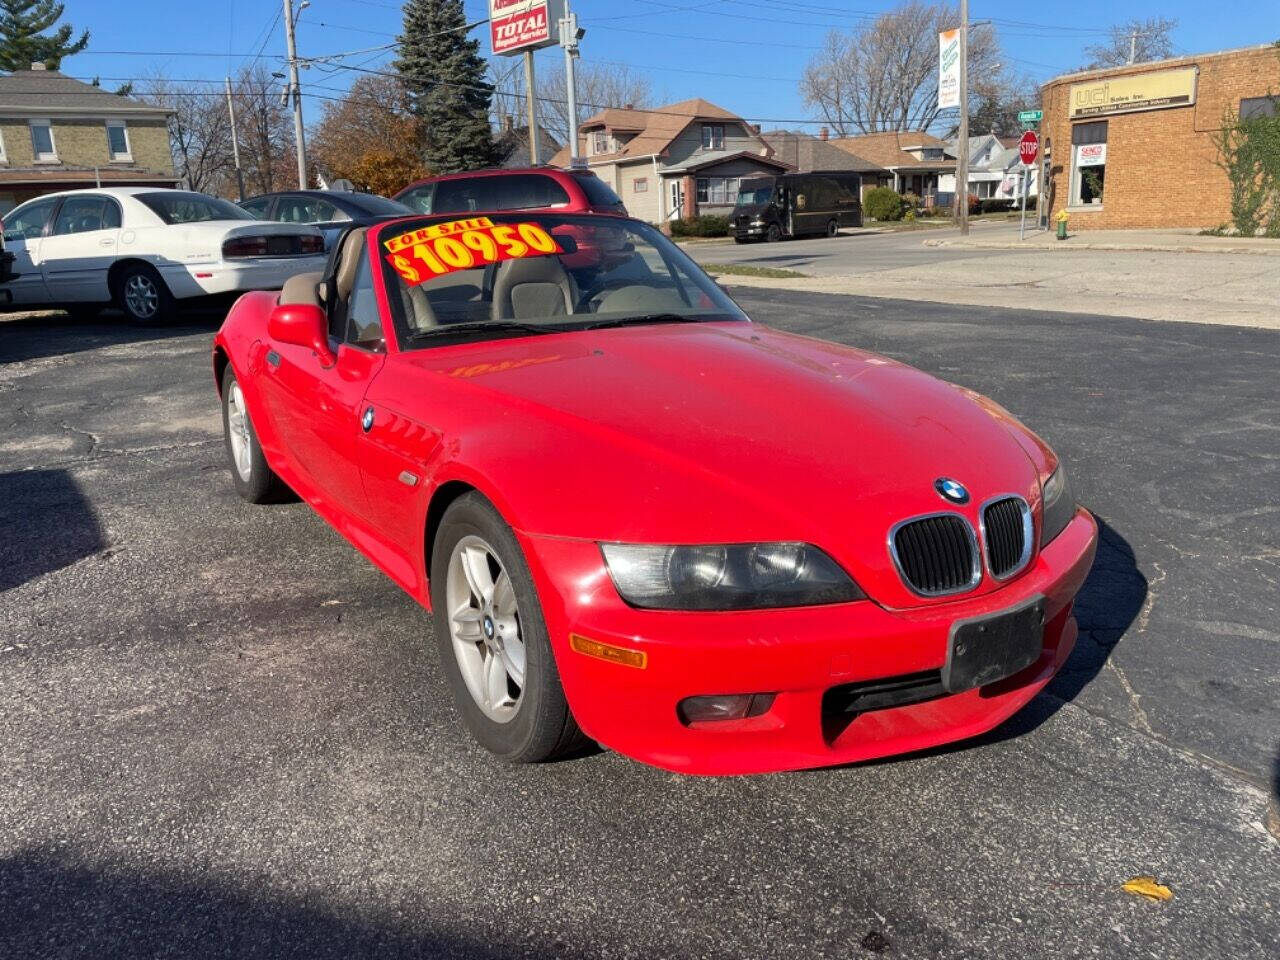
left=569, top=634, right=647, bottom=669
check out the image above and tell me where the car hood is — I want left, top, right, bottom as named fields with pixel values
left=394, top=322, right=1044, bottom=606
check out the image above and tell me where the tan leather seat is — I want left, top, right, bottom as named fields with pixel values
left=492, top=255, right=576, bottom=320
left=278, top=271, right=324, bottom=308
left=399, top=283, right=439, bottom=331
left=334, top=226, right=369, bottom=305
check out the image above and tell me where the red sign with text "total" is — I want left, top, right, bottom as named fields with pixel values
left=489, top=0, right=558, bottom=55
left=1019, top=131, right=1040, bottom=166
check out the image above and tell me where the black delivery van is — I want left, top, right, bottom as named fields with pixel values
left=732, top=172, right=863, bottom=242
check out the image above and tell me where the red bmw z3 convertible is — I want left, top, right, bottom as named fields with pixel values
left=213, top=211, right=1098, bottom=775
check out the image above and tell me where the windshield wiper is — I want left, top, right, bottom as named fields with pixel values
left=579, top=313, right=704, bottom=331
left=412, top=319, right=563, bottom=340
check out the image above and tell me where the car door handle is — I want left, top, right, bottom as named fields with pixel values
left=98, top=238, right=114, bottom=247
left=266, top=350, right=280, bottom=368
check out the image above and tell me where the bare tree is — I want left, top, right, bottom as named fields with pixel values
left=1085, top=17, right=1178, bottom=68
left=232, top=64, right=295, bottom=194
left=136, top=73, right=232, bottom=194
left=489, top=58, right=652, bottom=148
left=538, top=61, right=652, bottom=145
left=799, top=1, right=1001, bottom=135
left=965, top=71, right=1039, bottom=138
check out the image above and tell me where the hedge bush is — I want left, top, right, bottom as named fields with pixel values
left=671, top=214, right=730, bottom=237
left=864, top=186, right=906, bottom=221
left=980, top=198, right=1015, bottom=213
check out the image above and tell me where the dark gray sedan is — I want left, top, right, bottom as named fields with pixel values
left=238, top=189, right=412, bottom=250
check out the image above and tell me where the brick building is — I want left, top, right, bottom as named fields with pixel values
left=0, top=66, right=178, bottom=214
left=1040, top=44, right=1280, bottom=230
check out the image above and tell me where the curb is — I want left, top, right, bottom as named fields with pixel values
left=1268, top=795, right=1280, bottom=842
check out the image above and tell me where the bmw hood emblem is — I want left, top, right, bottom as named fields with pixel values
left=934, top=477, right=970, bottom=504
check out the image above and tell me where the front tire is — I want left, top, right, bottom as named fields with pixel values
left=826, top=218, right=839, bottom=238
left=430, top=493, right=584, bottom=763
left=766, top=223, right=782, bottom=242
left=221, top=366, right=287, bottom=503
left=115, top=263, right=175, bottom=325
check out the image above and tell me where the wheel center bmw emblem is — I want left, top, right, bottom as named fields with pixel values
left=935, top=477, right=970, bottom=504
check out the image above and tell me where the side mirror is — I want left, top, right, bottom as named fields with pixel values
left=267, top=303, right=335, bottom=367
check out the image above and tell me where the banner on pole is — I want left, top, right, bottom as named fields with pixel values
left=938, top=29, right=961, bottom=110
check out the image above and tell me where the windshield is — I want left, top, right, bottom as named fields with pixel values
left=380, top=213, right=747, bottom=348
left=572, top=173, right=626, bottom=210
left=137, top=192, right=254, bottom=224
left=736, top=183, right=774, bottom=207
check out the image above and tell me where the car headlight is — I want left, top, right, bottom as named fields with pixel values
left=599, top=542, right=864, bottom=610
left=1040, top=464, right=1076, bottom=548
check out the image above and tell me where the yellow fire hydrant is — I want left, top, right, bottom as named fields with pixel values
left=1056, top=209, right=1069, bottom=240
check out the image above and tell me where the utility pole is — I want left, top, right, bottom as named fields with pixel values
left=1128, top=31, right=1137, bottom=64
left=523, top=49, right=540, bottom=166
left=283, top=0, right=308, bottom=188
left=957, top=0, right=969, bottom=235
left=560, top=3, right=583, bottom=165
left=225, top=76, right=246, bottom=202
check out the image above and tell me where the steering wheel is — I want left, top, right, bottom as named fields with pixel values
left=574, top=278, right=640, bottom=312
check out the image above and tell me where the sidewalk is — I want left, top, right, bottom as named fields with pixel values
left=710, top=238, right=1280, bottom=330
left=924, top=228, right=1280, bottom=257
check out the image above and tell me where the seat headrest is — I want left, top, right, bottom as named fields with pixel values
left=335, top=226, right=369, bottom=302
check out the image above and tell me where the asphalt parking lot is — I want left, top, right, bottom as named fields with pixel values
left=2, top=292, right=1277, bottom=959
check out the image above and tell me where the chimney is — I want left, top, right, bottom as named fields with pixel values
left=820, top=126, right=829, bottom=141
left=30, top=62, right=47, bottom=71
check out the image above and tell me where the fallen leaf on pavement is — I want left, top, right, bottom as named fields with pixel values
left=1122, top=876, right=1173, bottom=901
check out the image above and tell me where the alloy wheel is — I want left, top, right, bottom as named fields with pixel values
left=445, top=535, right=526, bottom=723
left=124, top=273, right=159, bottom=319
left=225, top=382, right=253, bottom=481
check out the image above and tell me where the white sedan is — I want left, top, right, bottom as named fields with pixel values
left=0, top=187, right=327, bottom=324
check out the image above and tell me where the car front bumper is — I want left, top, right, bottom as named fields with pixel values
left=160, top=256, right=327, bottom=300
left=520, top=508, right=1098, bottom=775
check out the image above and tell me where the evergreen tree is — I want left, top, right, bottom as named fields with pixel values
left=394, top=0, right=495, bottom=172
left=0, top=0, right=89, bottom=71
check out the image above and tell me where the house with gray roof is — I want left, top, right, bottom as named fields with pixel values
left=0, top=65, right=178, bottom=213
left=761, top=129, right=893, bottom=200
left=549, top=98, right=790, bottom=223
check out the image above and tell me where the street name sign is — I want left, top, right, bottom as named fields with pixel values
left=1017, top=110, right=1043, bottom=123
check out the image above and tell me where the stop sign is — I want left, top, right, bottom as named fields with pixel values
left=1019, top=131, right=1040, bottom=166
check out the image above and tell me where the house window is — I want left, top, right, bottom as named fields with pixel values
left=701, top=124, right=724, bottom=150
left=695, top=176, right=739, bottom=205
left=106, top=121, right=131, bottom=161
left=591, top=131, right=611, bottom=155
left=1069, top=121, right=1107, bottom=206
left=633, top=177, right=648, bottom=193
left=29, top=120, right=57, bottom=162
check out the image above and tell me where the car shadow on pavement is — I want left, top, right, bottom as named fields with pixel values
left=0, top=847, right=572, bottom=960
left=0, top=308, right=225, bottom=366
left=1044, top=515, right=1148, bottom=706
left=0, top=469, right=105, bottom=592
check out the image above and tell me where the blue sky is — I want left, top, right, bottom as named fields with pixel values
left=60, top=0, right=1280, bottom=133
